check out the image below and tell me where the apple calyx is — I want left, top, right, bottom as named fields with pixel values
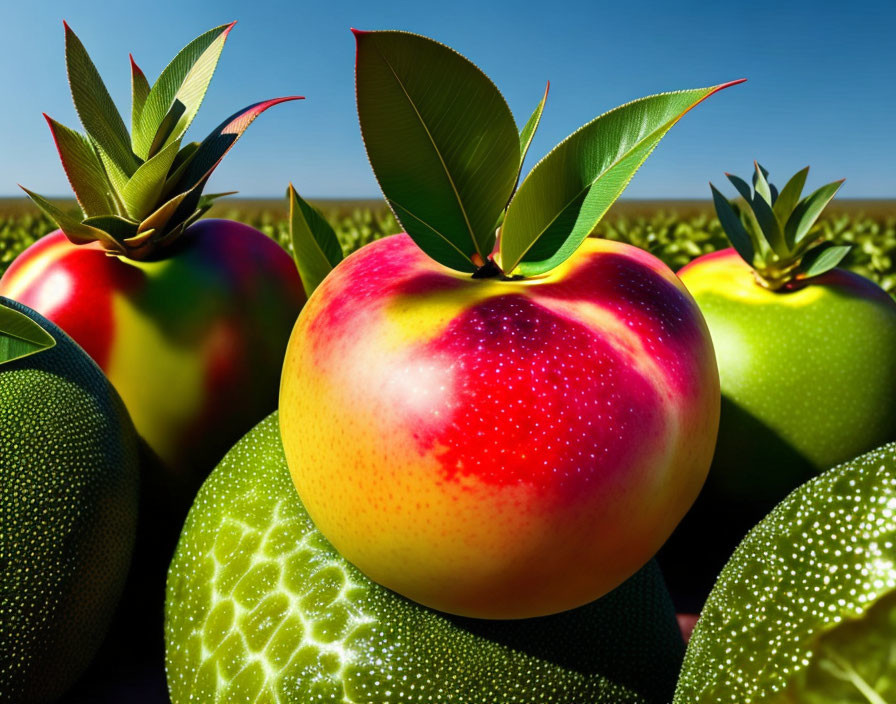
left=711, top=163, right=849, bottom=291
left=22, top=22, right=301, bottom=260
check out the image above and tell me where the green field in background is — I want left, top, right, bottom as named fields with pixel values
left=2, top=198, right=894, bottom=297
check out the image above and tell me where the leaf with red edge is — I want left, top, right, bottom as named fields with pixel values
left=168, top=96, right=303, bottom=196
left=501, top=79, right=745, bottom=276
left=130, top=55, right=150, bottom=138
left=44, top=115, right=114, bottom=217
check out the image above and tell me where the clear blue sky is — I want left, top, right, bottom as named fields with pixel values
left=1, top=1, right=892, bottom=199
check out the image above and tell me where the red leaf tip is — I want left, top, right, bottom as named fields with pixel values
left=351, top=28, right=370, bottom=37
left=223, top=20, right=237, bottom=35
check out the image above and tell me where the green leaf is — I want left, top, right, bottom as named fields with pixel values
left=167, top=96, right=302, bottom=196
left=133, top=23, right=235, bottom=160
left=82, top=214, right=140, bottom=244
left=287, top=184, right=344, bottom=297
left=121, top=138, right=182, bottom=220
left=43, top=115, right=113, bottom=217
left=355, top=29, right=520, bottom=271
left=19, top=186, right=124, bottom=252
left=711, top=183, right=754, bottom=264
left=519, top=81, right=549, bottom=169
left=130, top=55, right=150, bottom=138
left=785, top=180, right=845, bottom=246
left=500, top=79, right=744, bottom=276
left=777, top=589, right=896, bottom=704
left=773, top=166, right=808, bottom=227
left=750, top=188, right=787, bottom=257
left=752, top=161, right=773, bottom=204
left=726, top=172, right=754, bottom=203
left=146, top=100, right=186, bottom=160
left=800, top=243, right=851, bottom=278
left=64, top=22, right=137, bottom=176
left=0, top=302, right=56, bottom=366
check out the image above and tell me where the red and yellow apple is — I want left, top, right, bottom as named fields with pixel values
left=279, top=233, right=720, bottom=619
left=0, top=220, right=303, bottom=488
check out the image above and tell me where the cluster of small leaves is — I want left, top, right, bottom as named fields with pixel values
left=23, top=23, right=299, bottom=260
left=711, top=163, right=848, bottom=289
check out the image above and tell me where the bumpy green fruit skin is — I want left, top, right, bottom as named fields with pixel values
left=0, top=297, right=139, bottom=703
left=674, top=442, right=896, bottom=704
left=165, top=413, right=685, bottom=704
left=659, top=249, right=896, bottom=610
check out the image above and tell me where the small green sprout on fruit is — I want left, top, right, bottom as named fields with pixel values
left=22, top=22, right=301, bottom=260
left=711, top=163, right=848, bottom=290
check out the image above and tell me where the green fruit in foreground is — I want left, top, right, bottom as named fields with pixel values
left=0, top=297, right=139, bottom=703
left=675, top=442, right=896, bottom=704
left=165, top=413, right=685, bottom=703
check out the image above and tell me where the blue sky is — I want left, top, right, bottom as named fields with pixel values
left=0, top=1, right=892, bottom=199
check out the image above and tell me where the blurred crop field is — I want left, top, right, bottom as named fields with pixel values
left=2, top=198, right=895, bottom=297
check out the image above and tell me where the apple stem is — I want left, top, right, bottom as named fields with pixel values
left=471, top=258, right=504, bottom=279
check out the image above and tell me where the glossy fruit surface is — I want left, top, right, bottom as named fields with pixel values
left=659, top=248, right=896, bottom=611
left=674, top=442, right=896, bottom=704
left=681, top=248, right=896, bottom=496
left=165, top=413, right=686, bottom=704
left=279, top=233, right=719, bottom=619
left=0, top=297, right=138, bottom=703
left=0, top=219, right=303, bottom=488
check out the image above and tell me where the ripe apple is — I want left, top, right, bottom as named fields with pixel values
left=279, top=233, right=720, bottom=618
left=0, top=220, right=302, bottom=490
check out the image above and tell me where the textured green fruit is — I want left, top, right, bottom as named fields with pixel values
left=674, top=442, right=896, bottom=704
left=165, top=413, right=685, bottom=703
left=0, top=297, right=139, bottom=703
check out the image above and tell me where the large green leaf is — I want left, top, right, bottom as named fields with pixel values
left=355, top=29, right=520, bottom=272
left=133, top=23, right=234, bottom=160
left=288, top=185, right=344, bottom=297
left=500, top=80, right=744, bottom=276
left=122, top=138, right=182, bottom=220
left=64, top=22, right=138, bottom=176
left=0, top=302, right=56, bottom=366
left=130, top=55, right=150, bottom=138
left=43, top=115, right=114, bottom=217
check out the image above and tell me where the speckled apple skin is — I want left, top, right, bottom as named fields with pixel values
left=279, top=234, right=720, bottom=619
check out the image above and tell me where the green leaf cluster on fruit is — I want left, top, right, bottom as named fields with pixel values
left=712, top=163, right=850, bottom=289
left=21, top=23, right=301, bottom=260
left=343, top=30, right=742, bottom=277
